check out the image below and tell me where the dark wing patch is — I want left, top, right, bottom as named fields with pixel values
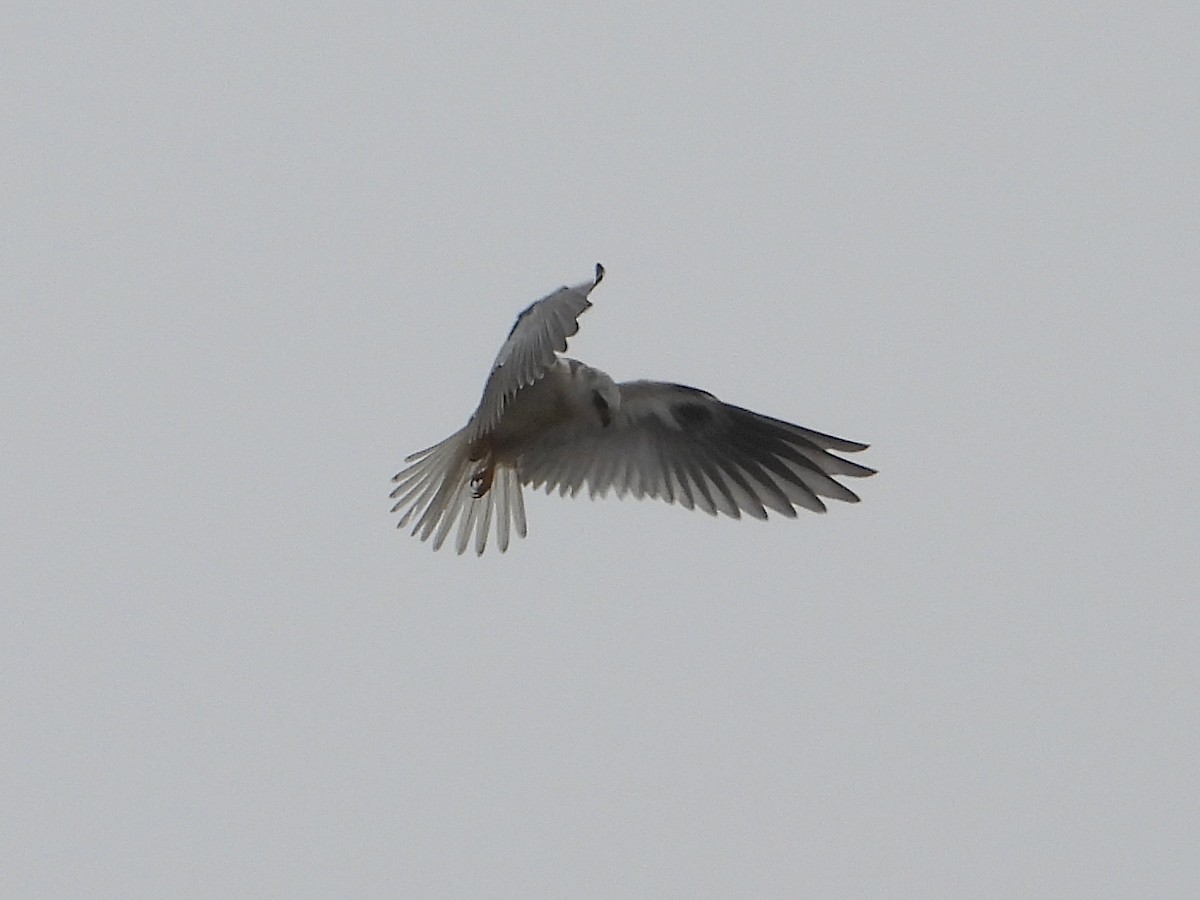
left=518, top=381, right=874, bottom=520
left=672, top=401, right=714, bottom=428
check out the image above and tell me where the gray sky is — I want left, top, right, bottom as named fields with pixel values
left=5, top=3, right=1198, bottom=897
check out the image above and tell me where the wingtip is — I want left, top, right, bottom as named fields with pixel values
left=594, top=262, right=605, bottom=286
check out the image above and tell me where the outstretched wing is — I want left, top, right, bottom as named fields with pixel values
left=518, top=381, right=875, bottom=518
left=466, top=264, right=605, bottom=442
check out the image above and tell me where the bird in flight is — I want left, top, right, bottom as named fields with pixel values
left=391, top=265, right=875, bottom=554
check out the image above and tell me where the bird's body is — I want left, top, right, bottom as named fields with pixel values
left=391, top=265, right=875, bottom=554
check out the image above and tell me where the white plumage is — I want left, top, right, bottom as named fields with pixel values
left=391, top=265, right=875, bottom=554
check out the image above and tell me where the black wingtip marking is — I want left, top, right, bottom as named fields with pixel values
left=594, top=262, right=605, bottom=286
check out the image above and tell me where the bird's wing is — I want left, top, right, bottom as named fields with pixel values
left=466, top=264, right=605, bottom=442
left=518, top=381, right=875, bottom=518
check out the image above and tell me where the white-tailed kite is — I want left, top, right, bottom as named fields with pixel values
left=391, top=264, right=875, bottom=554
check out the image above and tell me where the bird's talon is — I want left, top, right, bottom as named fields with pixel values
left=470, top=466, right=493, bottom=498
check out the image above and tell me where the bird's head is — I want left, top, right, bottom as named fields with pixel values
left=590, top=380, right=620, bottom=427
left=577, top=366, right=621, bottom=427
left=562, top=358, right=621, bottom=427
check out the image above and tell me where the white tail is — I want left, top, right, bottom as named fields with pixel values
left=390, top=430, right=527, bottom=555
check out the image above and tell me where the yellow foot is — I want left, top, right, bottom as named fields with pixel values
left=470, top=464, right=494, bottom=498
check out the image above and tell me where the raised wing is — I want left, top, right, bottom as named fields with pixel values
left=466, top=263, right=605, bottom=442
left=518, top=381, right=875, bottom=518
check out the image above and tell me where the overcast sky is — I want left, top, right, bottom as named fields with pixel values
left=5, top=3, right=1198, bottom=898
